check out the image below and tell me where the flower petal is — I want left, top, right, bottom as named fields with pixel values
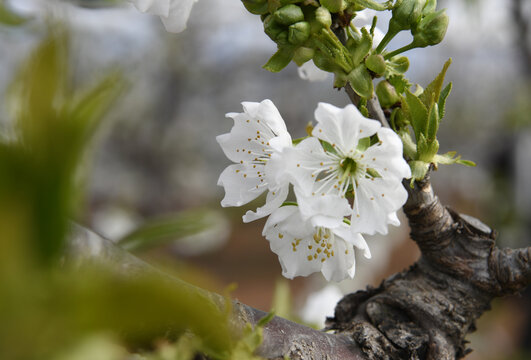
left=243, top=184, right=289, bottom=223
left=294, top=188, right=351, bottom=229
left=130, top=0, right=170, bottom=16
left=320, top=238, right=356, bottom=282
left=313, top=103, right=380, bottom=156
left=351, top=177, right=408, bottom=235
left=363, top=128, right=411, bottom=181
left=160, top=0, right=198, bottom=33
left=297, top=61, right=329, bottom=82
left=218, top=164, right=265, bottom=207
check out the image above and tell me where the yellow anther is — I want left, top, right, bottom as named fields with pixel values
left=321, top=258, right=326, bottom=263
left=317, top=248, right=322, bottom=254
left=331, top=251, right=334, bottom=256
left=308, top=245, right=313, bottom=250
left=278, top=233, right=283, bottom=239
left=307, top=255, right=313, bottom=261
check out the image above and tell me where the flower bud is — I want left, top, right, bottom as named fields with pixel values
left=389, top=0, right=426, bottom=32
left=242, top=0, right=268, bottom=15
left=289, top=21, right=311, bottom=45
left=365, top=54, right=386, bottom=76
left=376, top=81, right=400, bottom=108
left=273, top=4, right=304, bottom=26
left=320, top=0, right=347, bottom=13
left=264, top=15, right=285, bottom=41
left=412, top=10, right=448, bottom=47
left=315, top=6, right=332, bottom=28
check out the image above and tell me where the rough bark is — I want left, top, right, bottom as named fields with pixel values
left=327, top=177, right=531, bottom=359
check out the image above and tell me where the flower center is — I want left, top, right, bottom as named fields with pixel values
left=340, top=157, right=358, bottom=176
left=306, top=228, right=335, bottom=263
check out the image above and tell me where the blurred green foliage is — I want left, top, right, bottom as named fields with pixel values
left=0, top=25, right=266, bottom=360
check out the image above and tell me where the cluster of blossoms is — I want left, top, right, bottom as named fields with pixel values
left=217, top=100, right=411, bottom=281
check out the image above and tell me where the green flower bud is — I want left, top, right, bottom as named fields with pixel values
left=288, top=21, right=311, bottom=45
left=242, top=0, right=269, bottom=15
left=273, top=4, right=304, bottom=26
left=293, top=47, right=315, bottom=66
left=376, top=81, right=400, bottom=108
left=264, top=15, right=285, bottom=41
left=389, top=0, right=426, bottom=32
left=315, top=6, right=332, bottom=28
left=320, top=0, right=347, bottom=13
left=412, top=10, right=448, bottom=47
left=365, top=54, right=386, bottom=76
left=387, top=56, right=410, bottom=73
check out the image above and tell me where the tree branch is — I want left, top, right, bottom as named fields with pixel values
left=66, top=224, right=366, bottom=360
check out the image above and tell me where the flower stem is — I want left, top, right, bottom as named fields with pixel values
left=383, top=42, right=417, bottom=60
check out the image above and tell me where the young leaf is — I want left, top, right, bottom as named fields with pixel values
left=350, top=27, right=372, bottom=65
left=419, top=58, right=452, bottom=108
left=427, top=102, right=439, bottom=140
left=347, top=64, right=373, bottom=99
left=404, top=89, right=428, bottom=141
left=263, top=47, right=295, bottom=72
left=438, top=81, right=452, bottom=120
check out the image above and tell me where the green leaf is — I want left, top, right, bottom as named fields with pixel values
left=437, top=81, right=452, bottom=120
left=347, top=64, right=373, bottom=99
left=404, top=89, right=428, bottom=141
left=263, top=47, right=295, bottom=72
left=419, top=58, right=452, bottom=108
left=387, top=74, right=411, bottom=94
left=350, top=27, right=372, bottom=65
left=426, top=102, right=439, bottom=140
left=417, top=133, right=439, bottom=162
left=0, top=1, right=30, bottom=26
left=457, top=159, right=476, bottom=167
left=117, top=209, right=219, bottom=252
left=398, top=130, right=417, bottom=159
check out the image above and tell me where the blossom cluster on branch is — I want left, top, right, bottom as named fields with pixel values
left=217, top=99, right=411, bottom=281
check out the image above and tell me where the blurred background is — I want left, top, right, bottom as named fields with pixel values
left=0, top=0, right=530, bottom=359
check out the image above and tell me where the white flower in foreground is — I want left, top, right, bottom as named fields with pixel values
left=128, top=0, right=197, bottom=33
left=297, top=61, right=329, bottom=82
left=264, top=205, right=370, bottom=282
left=287, top=103, right=411, bottom=235
left=217, top=100, right=292, bottom=222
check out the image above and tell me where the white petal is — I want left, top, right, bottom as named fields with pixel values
left=313, top=103, right=380, bottom=155
left=351, top=178, right=408, bottom=235
left=243, top=184, right=289, bottom=223
left=160, top=0, right=198, bottom=33
left=335, top=227, right=371, bottom=259
left=217, top=164, right=265, bottom=207
left=321, top=239, right=356, bottom=282
left=129, top=0, right=170, bottom=16
left=242, top=100, right=290, bottom=141
left=295, top=188, right=351, bottom=229
left=297, top=61, right=329, bottom=82
left=283, top=137, right=330, bottom=196
left=363, top=128, right=411, bottom=180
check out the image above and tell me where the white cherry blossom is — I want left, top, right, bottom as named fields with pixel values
left=217, top=100, right=292, bottom=223
left=128, top=0, right=197, bottom=33
left=297, top=61, right=330, bottom=82
left=263, top=205, right=370, bottom=282
left=287, top=103, right=411, bottom=235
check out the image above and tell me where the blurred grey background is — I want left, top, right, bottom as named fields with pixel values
left=0, top=0, right=530, bottom=358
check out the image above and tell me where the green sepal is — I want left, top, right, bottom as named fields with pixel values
left=423, top=0, right=437, bottom=14
left=292, top=136, right=309, bottom=145
left=241, top=0, right=269, bottom=15
left=438, top=81, right=452, bottom=120
left=357, top=137, right=371, bottom=151
left=404, top=89, right=428, bottom=141
left=347, top=64, right=373, bottom=99
left=365, top=54, right=386, bottom=76
left=349, top=27, right=372, bottom=65
left=263, top=46, right=295, bottom=72
left=419, top=58, right=451, bottom=108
